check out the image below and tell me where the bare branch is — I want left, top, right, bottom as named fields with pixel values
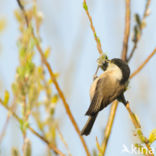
left=83, top=0, right=103, bottom=55
left=130, top=48, right=156, bottom=78
left=16, top=0, right=29, bottom=26
left=101, top=100, right=118, bottom=155
left=127, top=0, right=151, bottom=62
left=100, top=47, right=156, bottom=155
left=101, top=1, right=131, bottom=155
left=122, top=0, right=131, bottom=60
left=57, top=127, right=72, bottom=156
left=35, top=40, right=90, bottom=156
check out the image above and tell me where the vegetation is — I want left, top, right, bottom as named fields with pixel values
left=0, top=0, right=156, bottom=156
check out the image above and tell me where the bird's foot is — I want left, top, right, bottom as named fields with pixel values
left=93, top=74, right=98, bottom=80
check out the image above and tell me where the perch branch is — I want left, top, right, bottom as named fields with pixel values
left=101, top=47, right=156, bottom=155
left=126, top=103, right=154, bottom=156
left=101, top=100, right=118, bottom=155
left=101, top=0, right=131, bottom=155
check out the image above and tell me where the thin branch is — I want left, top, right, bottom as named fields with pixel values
left=0, top=99, right=16, bottom=144
left=83, top=0, right=103, bottom=55
left=0, top=101, right=65, bottom=156
left=35, top=40, right=90, bottom=156
left=122, top=0, right=131, bottom=60
left=57, top=127, right=72, bottom=156
left=0, top=115, right=10, bottom=143
left=17, top=0, right=29, bottom=26
left=127, top=44, right=137, bottom=62
left=100, top=0, right=153, bottom=154
left=101, top=100, right=118, bottom=155
left=16, top=1, right=90, bottom=155
left=127, top=0, right=151, bottom=62
left=101, top=0, right=131, bottom=155
left=100, top=47, right=156, bottom=155
left=143, top=0, right=151, bottom=19
left=126, top=103, right=154, bottom=156
left=126, top=103, right=141, bottom=129
left=29, top=127, right=64, bottom=156
left=130, top=48, right=156, bottom=79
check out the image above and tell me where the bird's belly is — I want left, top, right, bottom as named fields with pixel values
left=102, top=81, right=125, bottom=107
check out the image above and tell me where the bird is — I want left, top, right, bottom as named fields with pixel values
left=81, top=58, right=130, bottom=136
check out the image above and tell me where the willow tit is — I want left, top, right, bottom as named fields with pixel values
left=81, top=58, right=130, bottom=135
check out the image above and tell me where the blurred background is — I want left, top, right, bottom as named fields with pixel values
left=0, top=0, right=156, bottom=155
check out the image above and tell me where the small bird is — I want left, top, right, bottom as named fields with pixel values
left=81, top=58, right=130, bottom=135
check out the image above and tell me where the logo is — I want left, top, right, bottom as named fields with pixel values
left=122, top=144, right=155, bottom=155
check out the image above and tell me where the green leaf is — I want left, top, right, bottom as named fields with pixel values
left=149, top=129, right=156, bottom=144
left=137, top=128, right=146, bottom=143
left=19, top=119, right=24, bottom=132
left=3, top=90, right=10, bottom=106
left=44, top=47, right=51, bottom=59
left=51, top=94, right=59, bottom=103
left=24, top=121, right=29, bottom=130
left=83, top=2, right=88, bottom=11
left=135, top=14, right=141, bottom=28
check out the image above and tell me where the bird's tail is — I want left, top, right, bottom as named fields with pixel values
left=81, top=114, right=98, bottom=136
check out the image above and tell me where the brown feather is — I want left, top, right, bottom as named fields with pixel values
left=86, top=70, right=125, bottom=116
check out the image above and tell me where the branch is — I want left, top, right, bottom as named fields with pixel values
left=127, top=0, right=151, bottom=62
left=130, top=48, right=156, bottom=79
left=101, top=47, right=156, bottom=155
left=83, top=0, right=103, bottom=55
left=57, top=126, right=72, bottom=156
left=101, top=1, right=131, bottom=155
left=0, top=101, right=65, bottom=156
left=126, top=103, right=154, bottom=156
left=16, top=1, right=90, bottom=155
left=17, top=0, right=29, bottom=26
left=0, top=98, right=16, bottom=144
left=35, top=40, right=90, bottom=156
left=122, top=0, right=131, bottom=60
left=101, top=100, right=118, bottom=155
left=100, top=47, right=156, bottom=155
left=0, top=115, right=10, bottom=143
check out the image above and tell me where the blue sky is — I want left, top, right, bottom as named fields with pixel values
left=0, top=0, right=156, bottom=155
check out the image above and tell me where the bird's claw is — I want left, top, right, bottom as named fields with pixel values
left=93, top=75, right=98, bottom=80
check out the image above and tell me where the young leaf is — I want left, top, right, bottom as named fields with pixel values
left=3, top=90, right=10, bottom=106
left=149, top=129, right=156, bottom=144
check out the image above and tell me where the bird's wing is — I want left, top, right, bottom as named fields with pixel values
left=86, top=74, right=125, bottom=116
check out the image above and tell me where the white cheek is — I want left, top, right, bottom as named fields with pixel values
left=112, top=67, right=122, bottom=81
left=107, top=64, right=122, bottom=81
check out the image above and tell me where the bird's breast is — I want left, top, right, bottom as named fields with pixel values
left=89, top=78, right=99, bottom=100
